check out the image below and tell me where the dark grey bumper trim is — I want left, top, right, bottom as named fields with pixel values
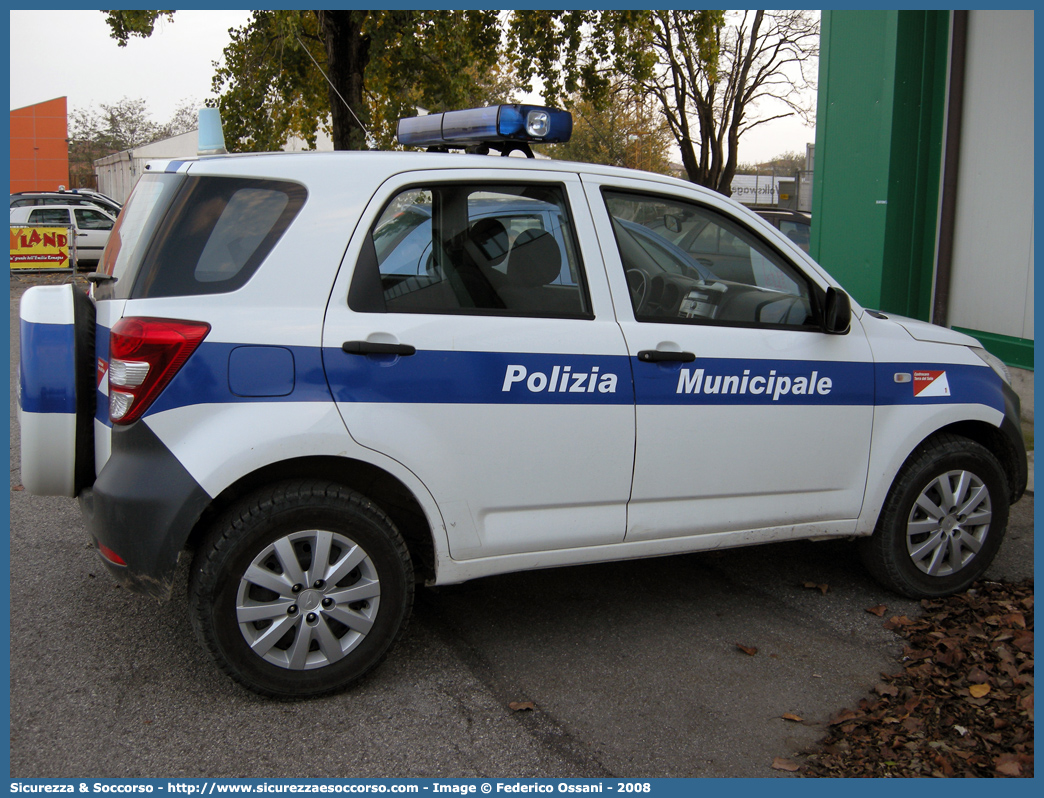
left=79, top=422, right=211, bottom=600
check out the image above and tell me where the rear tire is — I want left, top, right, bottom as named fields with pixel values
left=189, top=480, right=414, bottom=698
left=859, top=434, right=1008, bottom=598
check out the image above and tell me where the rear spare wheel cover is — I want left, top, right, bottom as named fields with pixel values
left=18, top=283, right=96, bottom=496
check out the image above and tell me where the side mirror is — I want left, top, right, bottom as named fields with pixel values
left=663, top=214, right=682, bottom=234
left=823, top=287, right=851, bottom=334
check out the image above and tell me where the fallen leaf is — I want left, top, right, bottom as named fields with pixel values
left=866, top=605, right=888, bottom=617
left=874, top=683, right=899, bottom=697
left=803, top=581, right=829, bottom=595
left=966, top=667, right=989, bottom=684
left=771, top=757, right=800, bottom=772
left=508, top=701, right=535, bottom=711
left=736, top=643, right=758, bottom=656
left=1000, top=612, right=1027, bottom=629
left=828, top=708, right=861, bottom=725
left=781, top=713, right=803, bottom=722
left=883, top=615, right=914, bottom=630
left=994, top=754, right=1022, bottom=777
left=803, top=580, right=1034, bottom=778
left=12, top=485, right=24, bottom=491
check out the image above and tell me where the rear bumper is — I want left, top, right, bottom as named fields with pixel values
left=79, top=421, right=211, bottom=600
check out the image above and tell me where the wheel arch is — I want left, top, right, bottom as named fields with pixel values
left=185, top=456, right=439, bottom=584
left=859, top=404, right=1026, bottom=537
left=937, top=419, right=1026, bottom=504
left=857, top=428, right=1011, bottom=597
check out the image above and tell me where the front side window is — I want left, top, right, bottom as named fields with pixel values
left=74, top=208, right=114, bottom=230
left=351, top=184, right=590, bottom=318
left=603, top=190, right=815, bottom=328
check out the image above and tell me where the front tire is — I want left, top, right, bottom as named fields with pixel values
left=860, top=434, right=1009, bottom=598
left=189, top=481, right=414, bottom=698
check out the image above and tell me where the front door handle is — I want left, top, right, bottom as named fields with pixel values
left=342, top=341, right=416, bottom=356
left=637, top=350, right=696, bottom=363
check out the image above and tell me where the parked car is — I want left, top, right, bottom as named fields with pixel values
left=751, top=207, right=812, bottom=252
left=11, top=189, right=122, bottom=217
left=10, top=203, right=116, bottom=268
left=18, top=104, right=1026, bottom=698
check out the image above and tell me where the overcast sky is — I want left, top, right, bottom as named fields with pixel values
left=9, top=9, right=815, bottom=164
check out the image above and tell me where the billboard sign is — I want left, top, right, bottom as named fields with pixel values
left=729, top=175, right=782, bottom=206
left=10, top=225, right=74, bottom=271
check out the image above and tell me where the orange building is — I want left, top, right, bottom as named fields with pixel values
left=10, top=97, right=69, bottom=193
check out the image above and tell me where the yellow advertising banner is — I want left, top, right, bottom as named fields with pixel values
left=10, top=225, right=74, bottom=270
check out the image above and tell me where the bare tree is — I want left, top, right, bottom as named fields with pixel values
left=642, top=10, right=819, bottom=194
left=540, top=86, right=676, bottom=176
left=68, top=97, right=202, bottom=189
left=155, top=98, right=204, bottom=140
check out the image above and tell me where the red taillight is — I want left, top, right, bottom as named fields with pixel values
left=96, top=541, right=127, bottom=566
left=108, top=317, right=210, bottom=425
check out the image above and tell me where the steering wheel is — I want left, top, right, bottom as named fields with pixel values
left=625, top=268, right=649, bottom=312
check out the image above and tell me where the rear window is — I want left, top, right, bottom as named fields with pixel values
left=130, top=176, right=306, bottom=299
left=98, top=174, right=184, bottom=298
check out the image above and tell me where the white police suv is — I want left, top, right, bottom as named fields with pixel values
left=19, top=105, right=1027, bottom=698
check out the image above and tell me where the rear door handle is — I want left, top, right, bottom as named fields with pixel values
left=637, top=350, right=696, bottom=363
left=342, top=341, right=416, bottom=356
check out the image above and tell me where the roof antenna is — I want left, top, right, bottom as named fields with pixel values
left=198, top=108, right=227, bottom=155
left=296, top=34, right=370, bottom=140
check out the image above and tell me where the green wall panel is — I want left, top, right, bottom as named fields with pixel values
left=812, top=11, right=949, bottom=321
left=953, top=327, right=1034, bottom=371
left=811, top=11, right=896, bottom=310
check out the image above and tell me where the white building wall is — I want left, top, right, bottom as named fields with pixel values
left=947, top=10, right=1034, bottom=344
left=95, top=130, right=199, bottom=203
left=96, top=127, right=338, bottom=202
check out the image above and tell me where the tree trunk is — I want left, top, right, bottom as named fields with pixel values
left=320, top=11, right=371, bottom=150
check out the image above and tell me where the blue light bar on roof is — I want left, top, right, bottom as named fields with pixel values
left=397, top=104, right=572, bottom=148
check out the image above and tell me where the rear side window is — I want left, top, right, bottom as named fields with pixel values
left=131, top=176, right=306, bottom=298
left=28, top=208, right=71, bottom=225
left=350, top=183, right=591, bottom=318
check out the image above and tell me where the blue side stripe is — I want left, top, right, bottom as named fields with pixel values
left=874, top=362, right=1003, bottom=412
left=145, top=343, right=332, bottom=417
left=20, top=319, right=77, bottom=414
left=323, top=349, right=636, bottom=405
left=633, top=357, right=873, bottom=406
left=86, top=334, right=1006, bottom=420
left=94, top=325, right=109, bottom=424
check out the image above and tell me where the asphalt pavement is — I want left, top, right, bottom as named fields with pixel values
left=8, top=274, right=1034, bottom=779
